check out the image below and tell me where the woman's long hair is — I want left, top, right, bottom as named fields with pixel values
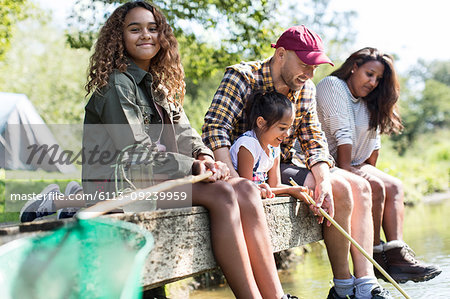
left=331, top=47, right=403, bottom=134
left=85, top=1, right=185, bottom=104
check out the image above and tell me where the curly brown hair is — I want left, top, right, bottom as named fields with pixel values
left=331, top=47, right=403, bottom=134
left=85, top=1, right=185, bottom=104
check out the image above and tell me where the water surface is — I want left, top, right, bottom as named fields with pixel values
left=189, top=199, right=450, bottom=298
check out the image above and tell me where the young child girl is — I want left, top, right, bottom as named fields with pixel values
left=73, top=2, right=295, bottom=298
left=230, top=91, right=312, bottom=202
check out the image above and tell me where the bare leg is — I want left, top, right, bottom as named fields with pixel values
left=366, top=177, right=385, bottom=246
left=191, top=180, right=263, bottom=299
left=334, top=169, right=374, bottom=278
left=359, top=164, right=404, bottom=241
left=354, top=165, right=386, bottom=245
left=228, top=177, right=284, bottom=299
left=303, top=172, right=354, bottom=279
left=157, top=179, right=283, bottom=298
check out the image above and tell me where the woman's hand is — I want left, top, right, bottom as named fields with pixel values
left=258, top=183, right=274, bottom=199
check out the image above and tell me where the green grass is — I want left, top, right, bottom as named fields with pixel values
left=0, top=169, right=81, bottom=223
left=378, top=129, right=450, bottom=203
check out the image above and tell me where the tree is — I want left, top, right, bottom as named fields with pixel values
left=391, top=60, right=450, bottom=154
left=412, top=59, right=450, bottom=87
left=277, top=0, right=357, bottom=61
left=67, top=0, right=280, bottom=79
left=0, top=17, right=90, bottom=124
left=67, top=0, right=357, bottom=83
left=0, top=0, right=29, bottom=60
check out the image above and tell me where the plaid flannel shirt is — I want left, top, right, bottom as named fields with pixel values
left=201, top=58, right=334, bottom=169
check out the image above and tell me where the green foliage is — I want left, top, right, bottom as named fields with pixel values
left=0, top=17, right=90, bottom=124
left=278, top=0, right=357, bottom=60
left=66, top=0, right=356, bottom=95
left=420, top=79, right=450, bottom=128
left=391, top=61, right=450, bottom=155
left=378, top=130, right=450, bottom=203
left=411, top=59, right=450, bottom=86
left=67, top=0, right=280, bottom=61
left=183, top=72, right=224, bottom=133
left=0, top=0, right=30, bottom=60
left=177, top=34, right=238, bottom=86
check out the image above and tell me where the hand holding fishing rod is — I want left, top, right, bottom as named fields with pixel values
left=289, top=177, right=411, bottom=299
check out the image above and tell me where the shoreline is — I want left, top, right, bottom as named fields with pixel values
left=422, top=191, right=450, bottom=204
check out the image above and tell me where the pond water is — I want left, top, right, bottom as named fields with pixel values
left=189, top=199, right=450, bottom=298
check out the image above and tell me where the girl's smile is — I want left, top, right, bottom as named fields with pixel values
left=257, top=110, right=295, bottom=150
left=124, top=7, right=161, bottom=71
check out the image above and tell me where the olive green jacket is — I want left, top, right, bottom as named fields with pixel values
left=82, top=60, right=213, bottom=196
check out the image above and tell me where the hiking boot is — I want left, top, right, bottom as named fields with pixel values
left=382, top=240, right=442, bottom=283
left=370, top=286, right=392, bottom=299
left=373, top=251, right=388, bottom=280
left=373, top=242, right=388, bottom=280
left=20, top=184, right=61, bottom=222
left=57, top=181, right=83, bottom=219
left=327, top=287, right=355, bottom=299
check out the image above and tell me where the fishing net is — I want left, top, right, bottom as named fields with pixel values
left=0, top=218, right=153, bottom=299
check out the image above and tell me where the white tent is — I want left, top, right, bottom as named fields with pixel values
left=0, top=92, right=77, bottom=173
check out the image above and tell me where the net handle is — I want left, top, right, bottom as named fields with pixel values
left=77, top=171, right=213, bottom=220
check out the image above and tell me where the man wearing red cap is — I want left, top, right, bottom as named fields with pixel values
left=202, top=25, right=391, bottom=299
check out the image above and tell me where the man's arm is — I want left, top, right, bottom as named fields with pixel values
left=202, top=68, right=250, bottom=177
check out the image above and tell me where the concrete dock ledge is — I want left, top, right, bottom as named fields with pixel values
left=0, top=196, right=322, bottom=289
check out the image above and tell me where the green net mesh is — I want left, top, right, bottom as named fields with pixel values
left=0, top=218, right=153, bottom=299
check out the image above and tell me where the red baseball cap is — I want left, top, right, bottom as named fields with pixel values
left=271, top=25, right=334, bottom=66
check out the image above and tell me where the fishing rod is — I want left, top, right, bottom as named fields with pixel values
left=77, top=171, right=213, bottom=220
left=289, top=178, right=411, bottom=299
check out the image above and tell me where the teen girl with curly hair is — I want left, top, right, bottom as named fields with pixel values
left=85, top=0, right=185, bottom=103
left=81, top=1, right=296, bottom=298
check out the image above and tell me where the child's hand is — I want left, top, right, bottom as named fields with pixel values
left=290, top=185, right=312, bottom=202
left=258, top=183, right=274, bottom=199
left=290, top=185, right=332, bottom=226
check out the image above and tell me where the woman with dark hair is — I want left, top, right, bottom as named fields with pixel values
left=316, top=47, right=441, bottom=284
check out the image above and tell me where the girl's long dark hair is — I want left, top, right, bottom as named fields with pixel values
left=85, top=1, right=185, bottom=104
left=331, top=47, right=403, bottom=134
left=244, top=91, right=294, bottom=131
